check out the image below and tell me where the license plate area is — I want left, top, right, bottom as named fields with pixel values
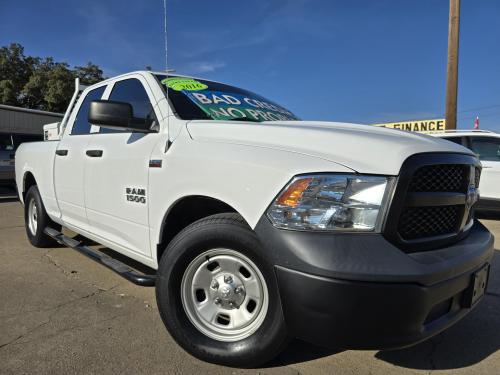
left=462, top=264, right=490, bottom=308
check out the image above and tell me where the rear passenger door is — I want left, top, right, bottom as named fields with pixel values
left=54, top=85, right=107, bottom=231
left=468, top=136, right=500, bottom=200
left=84, top=76, right=161, bottom=258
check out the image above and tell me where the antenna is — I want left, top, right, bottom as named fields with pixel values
left=163, top=0, right=168, bottom=71
left=163, top=0, right=172, bottom=150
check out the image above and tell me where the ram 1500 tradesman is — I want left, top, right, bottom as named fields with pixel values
left=15, top=71, right=494, bottom=367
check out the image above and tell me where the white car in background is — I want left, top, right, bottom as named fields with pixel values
left=432, top=130, right=500, bottom=213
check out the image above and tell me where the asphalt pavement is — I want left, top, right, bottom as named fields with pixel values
left=1, top=191, right=499, bottom=374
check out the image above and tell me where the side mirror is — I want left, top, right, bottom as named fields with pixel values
left=88, top=100, right=157, bottom=133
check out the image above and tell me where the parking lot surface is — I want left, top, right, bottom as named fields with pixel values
left=1, top=192, right=500, bottom=374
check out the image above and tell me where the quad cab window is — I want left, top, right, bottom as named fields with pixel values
left=72, top=86, right=106, bottom=135
left=155, top=75, right=299, bottom=122
left=470, top=137, right=500, bottom=162
left=0, top=134, right=14, bottom=151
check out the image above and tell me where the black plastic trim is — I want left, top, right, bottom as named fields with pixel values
left=275, top=262, right=489, bottom=349
left=86, top=150, right=103, bottom=157
left=405, top=192, right=466, bottom=207
left=254, top=215, right=494, bottom=286
left=383, top=152, right=480, bottom=252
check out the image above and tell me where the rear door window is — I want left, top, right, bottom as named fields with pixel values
left=469, top=137, right=500, bottom=162
left=71, top=86, right=106, bottom=135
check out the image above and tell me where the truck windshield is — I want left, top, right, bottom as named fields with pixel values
left=154, top=75, right=299, bottom=122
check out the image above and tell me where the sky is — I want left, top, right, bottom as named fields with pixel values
left=1, top=0, right=500, bottom=131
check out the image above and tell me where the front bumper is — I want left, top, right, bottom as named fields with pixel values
left=255, top=218, right=494, bottom=349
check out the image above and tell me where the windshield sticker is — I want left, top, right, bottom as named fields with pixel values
left=182, top=90, right=298, bottom=122
left=161, top=77, right=208, bottom=91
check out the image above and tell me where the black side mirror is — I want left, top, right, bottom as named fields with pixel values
left=88, top=100, right=157, bottom=133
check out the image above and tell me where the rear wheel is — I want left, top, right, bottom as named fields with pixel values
left=24, top=185, right=61, bottom=247
left=156, top=213, right=288, bottom=367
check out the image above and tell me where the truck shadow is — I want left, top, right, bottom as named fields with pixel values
left=270, top=339, right=342, bottom=366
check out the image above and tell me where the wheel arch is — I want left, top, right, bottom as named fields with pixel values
left=156, top=195, right=245, bottom=263
left=22, top=171, right=37, bottom=202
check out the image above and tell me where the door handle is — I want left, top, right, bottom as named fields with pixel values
left=86, top=150, right=103, bottom=157
left=55, top=149, right=68, bottom=156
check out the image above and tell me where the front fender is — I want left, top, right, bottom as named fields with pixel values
left=148, top=134, right=353, bottom=262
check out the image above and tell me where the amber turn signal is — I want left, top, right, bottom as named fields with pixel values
left=276, top=178, right=312, bottom=207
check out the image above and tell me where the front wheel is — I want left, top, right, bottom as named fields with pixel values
left=156, top=213, right=288, bottom=367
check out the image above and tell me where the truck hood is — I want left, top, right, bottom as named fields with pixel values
left=186, top=120, right=474, bottom=175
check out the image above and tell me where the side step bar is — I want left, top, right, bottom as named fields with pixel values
left=44, top=227, right=156, bottom=287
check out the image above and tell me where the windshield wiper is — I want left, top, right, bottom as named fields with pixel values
left=227, top=117, right=262, bottom=123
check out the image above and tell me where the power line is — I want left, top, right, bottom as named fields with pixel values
left=458, top=104, right=500, bottom=114
left=459, top=111, right=500, bottom=121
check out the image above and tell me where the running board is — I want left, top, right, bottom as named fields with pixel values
left=44, top=227, right=156, bottom=287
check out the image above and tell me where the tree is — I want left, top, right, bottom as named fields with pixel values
left=0, top=43, right=33, bottom=106
left=45, top=62, right=75, bottom=112
left=0, top=43, right=106, bottom=112
left=74, top=62, right=104, bottom=85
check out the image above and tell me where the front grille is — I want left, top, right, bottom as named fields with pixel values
left=384, top=154, right=480, bottom=252
left=398, top=205, right=460, bottom=240
left=409, top=164, right=466, bottom=192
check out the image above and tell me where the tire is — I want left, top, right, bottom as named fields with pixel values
left=24, top=185, right=61, bottom=247
left=156, top=213, right=288, bottom=367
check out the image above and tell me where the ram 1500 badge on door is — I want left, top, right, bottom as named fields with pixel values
left=15, top=71, right=494, bottom=367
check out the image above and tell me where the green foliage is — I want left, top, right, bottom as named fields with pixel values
left=0, top=43, right=106, bottom=112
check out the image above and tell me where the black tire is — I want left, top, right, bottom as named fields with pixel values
left=24, top=185, right=61, bottom=247
left=156, top=213, right=288, bottom=367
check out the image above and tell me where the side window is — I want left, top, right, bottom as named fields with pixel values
left=100, top=78, right=157, bottom=134
left=442, top=136, right=464, bottom=146
left=0, top=134, right=14, bottom=151
left=71, top=86, right=106, bottom=135
left=470, top=137, right=500, bottom=162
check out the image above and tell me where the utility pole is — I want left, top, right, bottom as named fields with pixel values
left=445, top=0, right=460, bottom=130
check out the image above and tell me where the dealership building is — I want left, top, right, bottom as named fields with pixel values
left=0, top=104, right=63, bottom=137
left=1, top=105, right=63, bottom=185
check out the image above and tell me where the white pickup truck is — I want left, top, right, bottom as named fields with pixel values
left=15, top=71, right=494, bottom=367
left=431, top=130, right=500, bottom=214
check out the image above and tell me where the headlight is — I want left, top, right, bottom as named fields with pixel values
left=266, top=174, right=394, bottom=231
